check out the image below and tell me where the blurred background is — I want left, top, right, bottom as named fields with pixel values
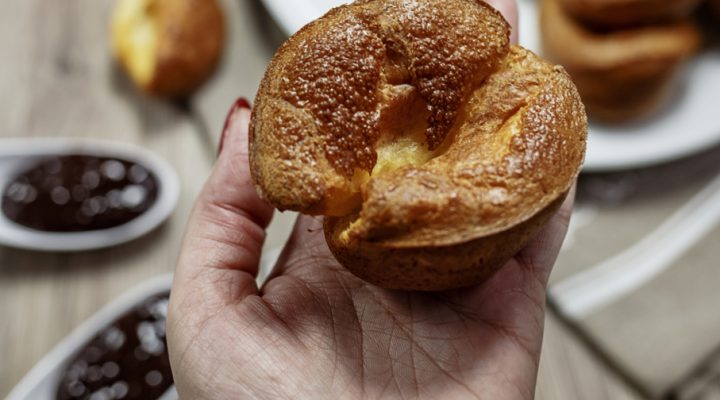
left=0, top=0, right=718, bottom=399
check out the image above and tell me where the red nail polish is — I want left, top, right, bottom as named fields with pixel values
left=218, top=97, right=252, bottom=156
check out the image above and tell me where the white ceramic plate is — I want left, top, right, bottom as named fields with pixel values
left=6, top=242, right=288, bottom=399
left=6, top=274, right=177, bottom=400
left=259, top=0, right=720, bottom=172
left=0, top=138, right=180, bottom=251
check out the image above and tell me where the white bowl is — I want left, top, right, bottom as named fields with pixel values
left=0, top=138, right=180, bottom=252
left=5, top=274, right=177, bottom=400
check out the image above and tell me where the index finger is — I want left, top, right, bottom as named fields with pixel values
left=172, top=101, right=273, bottom=307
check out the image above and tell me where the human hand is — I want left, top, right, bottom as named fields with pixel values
left=168, top=2, right=575, bottom=398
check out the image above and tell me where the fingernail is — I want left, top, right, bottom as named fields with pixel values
left=219, top=97, right=252, bottom=156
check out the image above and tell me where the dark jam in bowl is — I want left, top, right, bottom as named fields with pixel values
left=1, top=155, right=158, bottom=232
left=56, top=293, right=173, bottom=400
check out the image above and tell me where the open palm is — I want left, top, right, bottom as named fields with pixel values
left=167, top=102, right=573, bottom=399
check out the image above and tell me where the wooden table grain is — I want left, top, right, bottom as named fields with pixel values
left=0, top=0, right=641, bottom=398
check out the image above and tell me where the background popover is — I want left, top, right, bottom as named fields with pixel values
left=541, top=0, right=701, bottom=122
left=251, top=0, right=587, bottom=290
left=111, top=0, right=225, bottom=98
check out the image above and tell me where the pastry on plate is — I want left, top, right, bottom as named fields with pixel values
left=541, top=0, right=701, bottom=121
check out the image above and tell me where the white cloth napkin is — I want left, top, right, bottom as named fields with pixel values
left=550, top=146, right=720, bottom=398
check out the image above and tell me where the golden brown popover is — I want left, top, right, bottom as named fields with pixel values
left=558, top=0, right=703, bottom=28
left=541, top=0, right=701, bottom=122
left=251, top=0, right=587, bottom=291
left=111, top=0, right=225, bottom=98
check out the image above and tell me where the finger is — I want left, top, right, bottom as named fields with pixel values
left=485, top=0, right=519, bottom=44
left=452, top=184, right=576, bottom=346
left=516, top=183, right=577, bottom=285
left=173, top=99, right=273, bottom=305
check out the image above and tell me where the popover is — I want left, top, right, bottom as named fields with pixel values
left=541, top=0, right=701, bottom=122
left=111, top=0, right=225, bottom=98
left=251, top=0, right=587, bottom=290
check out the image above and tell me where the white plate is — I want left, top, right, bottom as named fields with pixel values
left=0, top=138, right=180, bottom=252
left=6, top=274, right=177, bottom=400
left=6, top=242, right=288, bottom=399
left=259, top=0, right=720, bottom=172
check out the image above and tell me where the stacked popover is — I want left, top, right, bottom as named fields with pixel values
left=251, top=0, right=587, bottom=290
left=541, top=0, right=701, bottom=122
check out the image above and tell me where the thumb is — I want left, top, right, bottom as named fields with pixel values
left=172, top=99, right=273, bottom=309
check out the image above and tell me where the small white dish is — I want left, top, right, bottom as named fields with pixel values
left=5, top=274, right=177, bottom=400
left=259, top=0, right=720, bottom=172
left=0, top=137, right=180, bottom=252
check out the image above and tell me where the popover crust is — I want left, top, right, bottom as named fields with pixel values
left=251, top=0, right=587, bottom=290
left=541, top=0, right=700, bottom=121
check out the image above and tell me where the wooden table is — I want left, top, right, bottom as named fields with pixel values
left=0, top=0, right=641, bottom=398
